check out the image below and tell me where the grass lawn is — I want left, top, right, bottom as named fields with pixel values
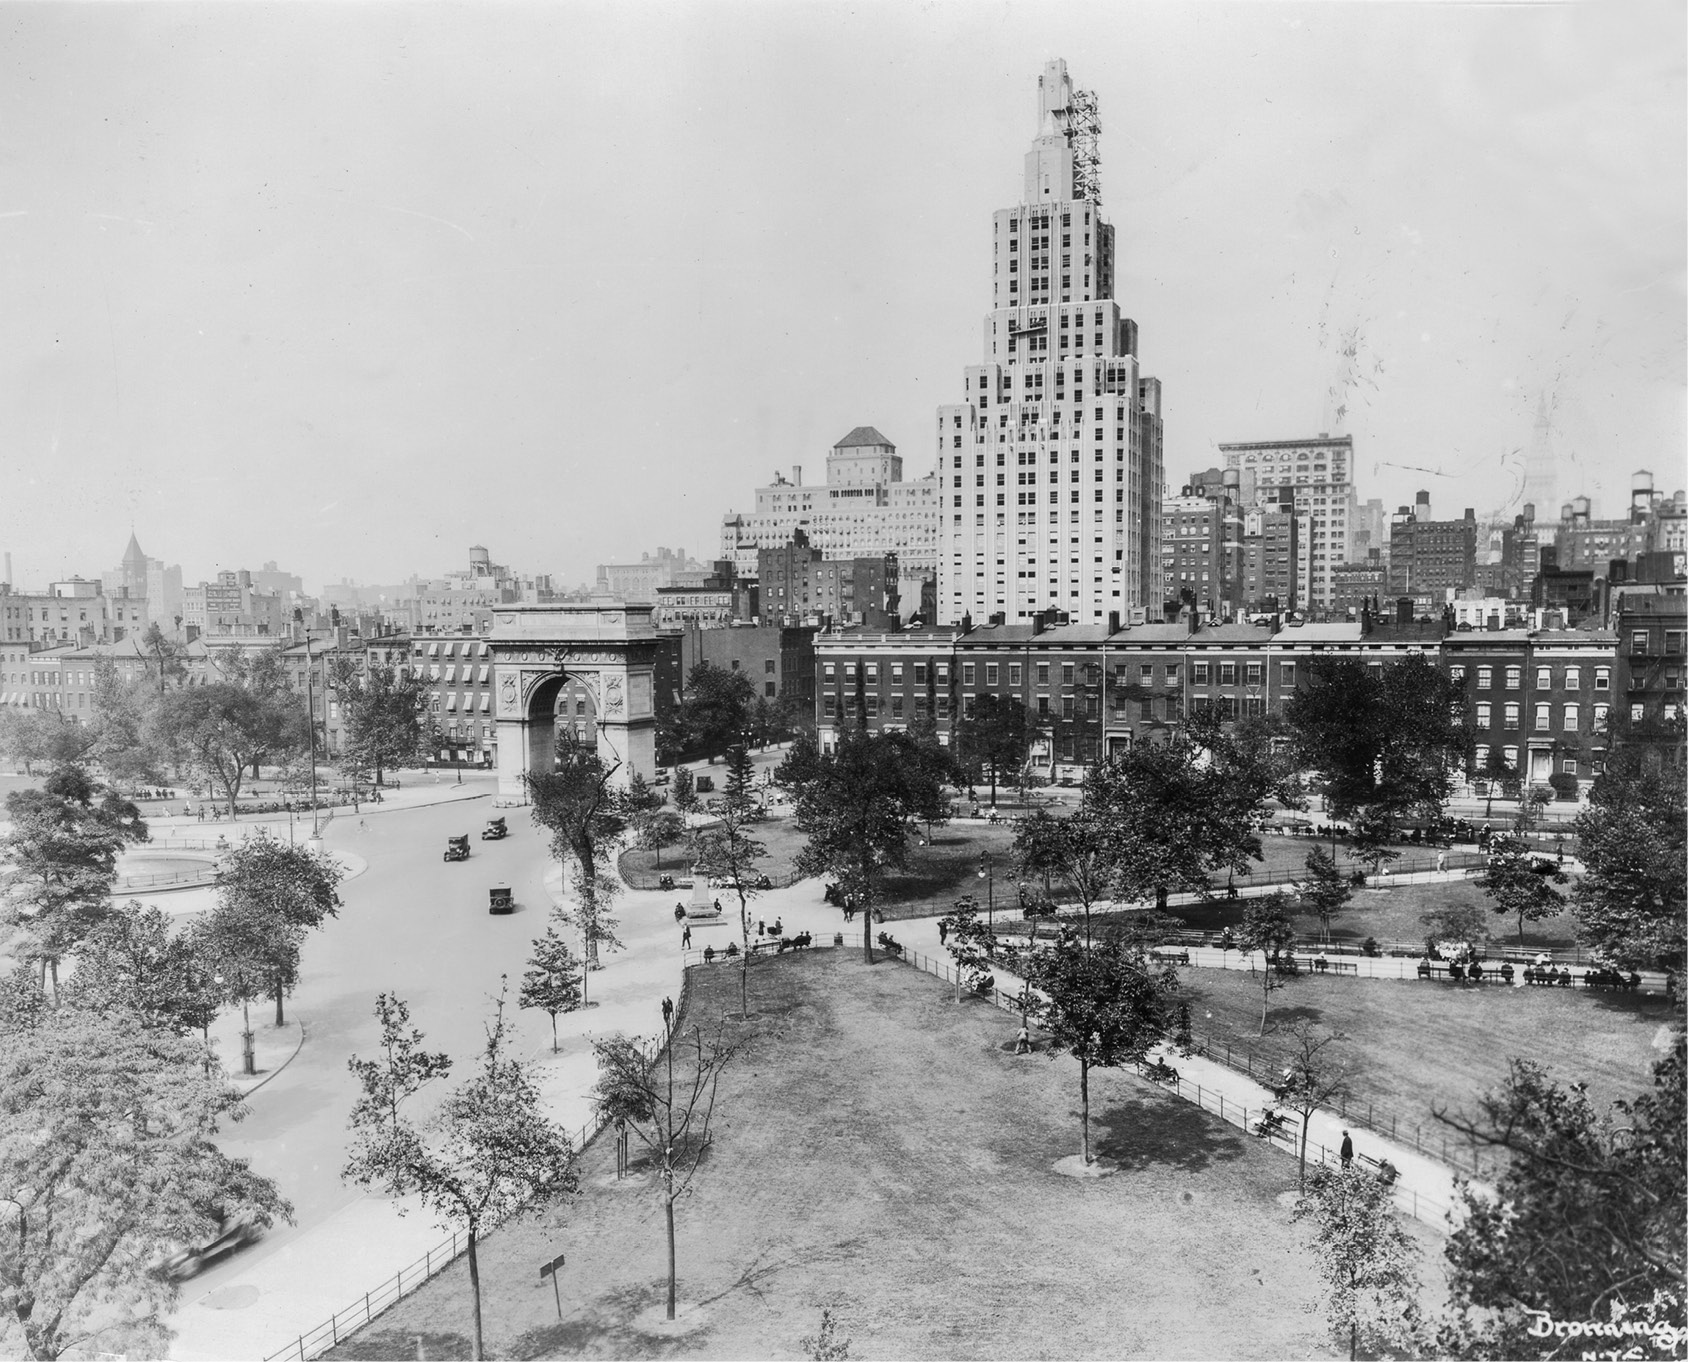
left=1181, top=966, right=1670, bottom=1174
left=620, top=813, right=813, bottom=888
left=328, top=952, right=1341, bottom=1360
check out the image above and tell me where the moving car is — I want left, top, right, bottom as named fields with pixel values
left=444, top=835, right=470, bottom=862
left=489, top=885, right=514, bottom=915
left=155, top=1209, right=262, bottom=1280
left=481, top=817, right=508, bottom=841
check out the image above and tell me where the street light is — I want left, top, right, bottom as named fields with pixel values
left=977, top=852, right=994, bottom=930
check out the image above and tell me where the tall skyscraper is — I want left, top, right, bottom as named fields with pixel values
left=937, top=60, right=1164, bottom=626
left=1219, top=435, right=1355, bottom=610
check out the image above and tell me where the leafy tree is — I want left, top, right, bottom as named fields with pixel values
left=1346, top=810, right=1402, bottom=879
left=1238, top=892, right=1296, bottom=1035
left=0, top=1003, right=289, bottom=1361
left=937, top=895, right=996, bottom=999
left=136, top=622, right=189, bottom=697
left=1571, top=749, right=1686, bottom=977
left=344, top=983, right=575, bottom=1361
left=218, top=647, right=310, bottom=780
left=528, top=738, right=630, bottom=989
left=1270, top=1022, right=1351, bottom=1192
left=214, top=835, right=342, bottom=1025
left=1434, top=1037, right=1685, bottom=1359
left=88, top=655, right=167, bottom=784
left=1013, top=807, right=1112, bottom=945
left=1480, top=835, right=1566, bottom=945
left=1293, top=1165, right=1425, bottom=1361
left=671, top=661, right=756, bottom=761
left=722, top=743, right=758, bottom=811
left=1285, top=653, right=1471, bottom=841
left=621, top=770, right=667, bottom=849
left=1027, top=927, right=1180, bottom=1165
left=1480, top=746, right=1520, bottom=820
left=330, top=659, right=428, bottom=787
left=954, top=693, right=1035, bottom=807
left=592, top=1019, right=736, bottom=1321
left=687, top=795, right=767, bottom=1018
left=64, top=900, right=218, bottom=1038
left=778, top=728, right=950, bottom=963
left=196, top=893, right=292, bottom=1076
left=0, top=765, right=147, bottom=1000
left=1420, top=902, right=1491, bottom=959
left=0, top=710, right=99, bottom=779
left=519, top=924, right=584, bottom=1052
left=1297, top=845, right=1352, bottom=942
left=671, top=766, right=697, bottom=817
left=155, top=682, right=300, bottom=816
left=345, top=992, right=451, bottom=1135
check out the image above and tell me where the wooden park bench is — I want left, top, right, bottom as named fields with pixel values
left=1149, top=949, right=1191, bottom=966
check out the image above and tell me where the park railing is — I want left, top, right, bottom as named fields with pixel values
left=889, top=943, right=1458, bottom=1228
left=112, top=866, right=218, bottom=892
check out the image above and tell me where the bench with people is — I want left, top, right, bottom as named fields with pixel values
left=1311, top=955, right=1358, bottom=976
left=876, top=931, right=903, bottom=959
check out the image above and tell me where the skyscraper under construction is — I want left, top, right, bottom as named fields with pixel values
left=936, top=59, right=1164, bottom=626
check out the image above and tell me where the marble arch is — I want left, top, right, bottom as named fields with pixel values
left=488, top=604, right=660, bottom=804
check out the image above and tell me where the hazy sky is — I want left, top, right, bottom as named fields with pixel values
left=2, top=1, right=1682, bottom=594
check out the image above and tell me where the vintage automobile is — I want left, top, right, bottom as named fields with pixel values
left=481, top=817, right=508, bottom=841
left=444, top=835, right=470, bottom=862
left=154, top=1208, right=262, bottom=1280
left=488, top=885, right=514, bottom=915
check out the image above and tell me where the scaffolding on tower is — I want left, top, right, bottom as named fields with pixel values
left=1055, top=88, right=1102, bottom=206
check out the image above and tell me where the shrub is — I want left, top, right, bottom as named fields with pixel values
left=1547, top=772, right=1578, bottom=801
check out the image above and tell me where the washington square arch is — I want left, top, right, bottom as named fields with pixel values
left=488, top=603, right=660, bottom=803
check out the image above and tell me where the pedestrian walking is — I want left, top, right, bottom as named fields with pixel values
left=682, top=924, right=692, bottom=949
left=674, top=902, right=685, bottom=923
left=1436, top=850, right=1446, bottom=872
left=661, top=996, right=674, bottom=1032
left=757, top=918, right=766, bottom=936
left=938, top=920, right=949, bottom=947
left=1015, top=1025, right=1030, bottom=1054
left=1340, top=1130, right=1353, bottom=1170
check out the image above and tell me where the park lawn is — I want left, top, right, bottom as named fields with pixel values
left=1164, top=879, right=1583, bottom=953
left=1181, top=966, right=1670, bottom=1175
left=327, top=952, right=1338, bottom=1361
left=620, top=811, right=813, bottom=887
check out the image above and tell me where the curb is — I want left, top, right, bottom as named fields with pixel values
left=236, top=1017, right=307, bottom=1101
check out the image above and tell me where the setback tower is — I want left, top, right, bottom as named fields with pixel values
left=937, top=59, right=1164, bottom=626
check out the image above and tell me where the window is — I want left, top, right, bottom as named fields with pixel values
left=823, top=663, right=835, bottom=680
left=890, top=663, right=903, bottom=683
left=1475, top=702, right=1492, bottom=726
left=1062, top=663, right=1075, bottom=686
left=823, top=695, right=837, bottom=718
left=765, top=681, right=776, bottom=698
left=1219, top=662, right=1237, bottom=686
left=1563, top=666, right=1580, bottom=690
left=1061, top=695, right=1074, bottom=719
left=1504, top=702, right=1520, bottom=730
left=985, top=663, right=999, bottom=685
left=1668, top=631, right=1685, bottom=655
left=1594, top=667, right=1610, bottom=691
left=1191, top=661, right=1210, bottom=685
left=936, top=663, right=950, bottom=684
left=1037, top=695, right=1050, bottom=715
left=914, top=663, right=928, bottom=685
left=1474, top=744, right=1490, bottom=766
left=1505, top=666, right=1521, bottom=689
left=1008, top=663, right=1022, bottom=686
left=1630, top=703, right=1645, bottom=723
left=1449, top=665, right=1466, bottom=684
left=765, top=659, right=777, bottom=674
left=963, top=663, right=976, bottom=685
left=1138, top=696, right=1153, bottom=719
left=1037, top=662, right=1051, bottom=685
left=1476, top=666, right=1493, bottom=689
left=1503, top=746, right=1519, bottom=767
left=1245, top=662, right=1263, bottom=686
left=1167, top=664, right=1180, bottom=683
left=1593, top=702, right=1609, bottom=726
left=1279, top=663, right=1295, bottom=687
left=1631, top=631, right=1649, bottom=655
left=1561, top=758, right=1578, bottom=776
left=1535, top=668, right=1551, bottom=690
left=1534, top=703, right=1550, bottom=731
left=1563, top=704, right=1579, bottom=729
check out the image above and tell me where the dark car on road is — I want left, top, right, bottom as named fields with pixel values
left=444, top=835, right=470, bottom=862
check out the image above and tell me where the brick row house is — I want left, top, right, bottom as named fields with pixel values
left=814, top=610, right=1624, bottom=797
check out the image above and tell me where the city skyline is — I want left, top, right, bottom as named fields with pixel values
left=2, top=2, right=1681, bottom=594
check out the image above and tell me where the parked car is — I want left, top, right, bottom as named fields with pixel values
left=444, top=835, right=470, bottom=862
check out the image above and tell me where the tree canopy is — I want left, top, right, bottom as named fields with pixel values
left=1571, top=749, right=1686, bottom=977
left=954, top=693, right=1036, bottom=806
left=1480, top=835, right=1566, bottom=945
left=663, top=661, right=756, bottom=762
left=330, top=659, right=429, bottom=786
left=155, top=681, right=304, bottom=816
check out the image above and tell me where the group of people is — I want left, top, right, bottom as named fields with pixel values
left=1416, top=952, right=1643, bottom=991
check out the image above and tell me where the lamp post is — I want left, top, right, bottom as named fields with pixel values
left=977, top=852, right=994, bottom=930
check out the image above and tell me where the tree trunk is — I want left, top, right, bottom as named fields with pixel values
left=1259, top=972, right=1270, bottom=1036
left=551, top=1014, right=558, bottom=1053
left=47, top=958, right=59, bottom=1007
left=1080, top=1057, right=1092, bottom=1164
left=1298, top=1114, right=1309, bottom=1191
left=467, top=1226, right=485, bottom=1361
left=665, top=1178, right=678, bottom=1321
left=273, top=981, right=285, bottom=1027
left=862, top=899, right=875, bottom=964
left=242, top=997, right=255, bottom=1076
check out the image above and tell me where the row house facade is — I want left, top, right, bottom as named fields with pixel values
left=813, top=612, right=1625, bottom=795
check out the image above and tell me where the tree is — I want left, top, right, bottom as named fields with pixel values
left=1346, top=810, right=1402, bottom=880
left=671, top=766, right=697, bottom=817
left=800, top=1309, right=853, bottom=1361
left=518, top=924, right=583, bottom=1052
left=214, top=835, right=342, bottom=1025
left=343, top=983, right=576, bottom=1362
left=953, top=693, right=1035, bottom=807
left=64, top=900, right=218, bottom=1039
left=0, top=765, right=147, bottom=1000
left=330, top=659, right=428, bottom=787
left=1297, top=845, right=1353, bottom=942
left=197, top=892, right=293, bottom=1076
left=218, top=647, right=310, bottom=780
left=1480, top=746, right=1521, bottom=820
left=1434, top=1037, right=1685, bottom=1359
left=1293, top=1165, right=1424, bottom=1361
left=1285, top=652, right=1471, bottom=841
left=136, top=622, right=189, bottom=697
left=1480, top=835, right=1566, bottom=945
left=778, top=728, right=950, bottom=963
left=1571, top=749, right=1686, bottom=977
left=671, top=661, right=756, bottom=761
left=1013, top=807, right=1113, bottom=945
left=528, top=738, right=630, bottom=989
left=938, top=895, right=996, bottom=999
left=1270, top=1022, right=1351, bottom=1192
left=1419, top=902, right=1491, bottom=959
left=345, top=992, right=451, bottom=1135
left=1238, top=892, right=1296, bottom=1035
left=722, top=743, right=758, bottom=811
left=88, top=655, right=167, bottom=784
left=687, top=794, right=767, bottom=1017
left=592, top=1017, right=736, bottom=1321
left=1027, top=927, right=1180, bottom=1165
left=0, top=1004, right=289, bottom=1361
left=155, top=682, right=298, bottom=817
left=621, top=770, right=667, bottom=849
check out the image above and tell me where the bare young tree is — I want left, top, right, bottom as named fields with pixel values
left=592, top=1011, right=737, bottom=1321
left=1270, top=1022, right=1351, bottom=1192
left=687, top=794, right=767, bottom=1017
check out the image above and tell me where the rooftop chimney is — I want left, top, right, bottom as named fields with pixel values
left=793, top=465, right=802, bottom=487
left=1396, top=597, right=1413, bottom=627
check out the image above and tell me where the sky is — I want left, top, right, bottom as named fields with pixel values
left=1, top=1, right=1682, bottom=595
